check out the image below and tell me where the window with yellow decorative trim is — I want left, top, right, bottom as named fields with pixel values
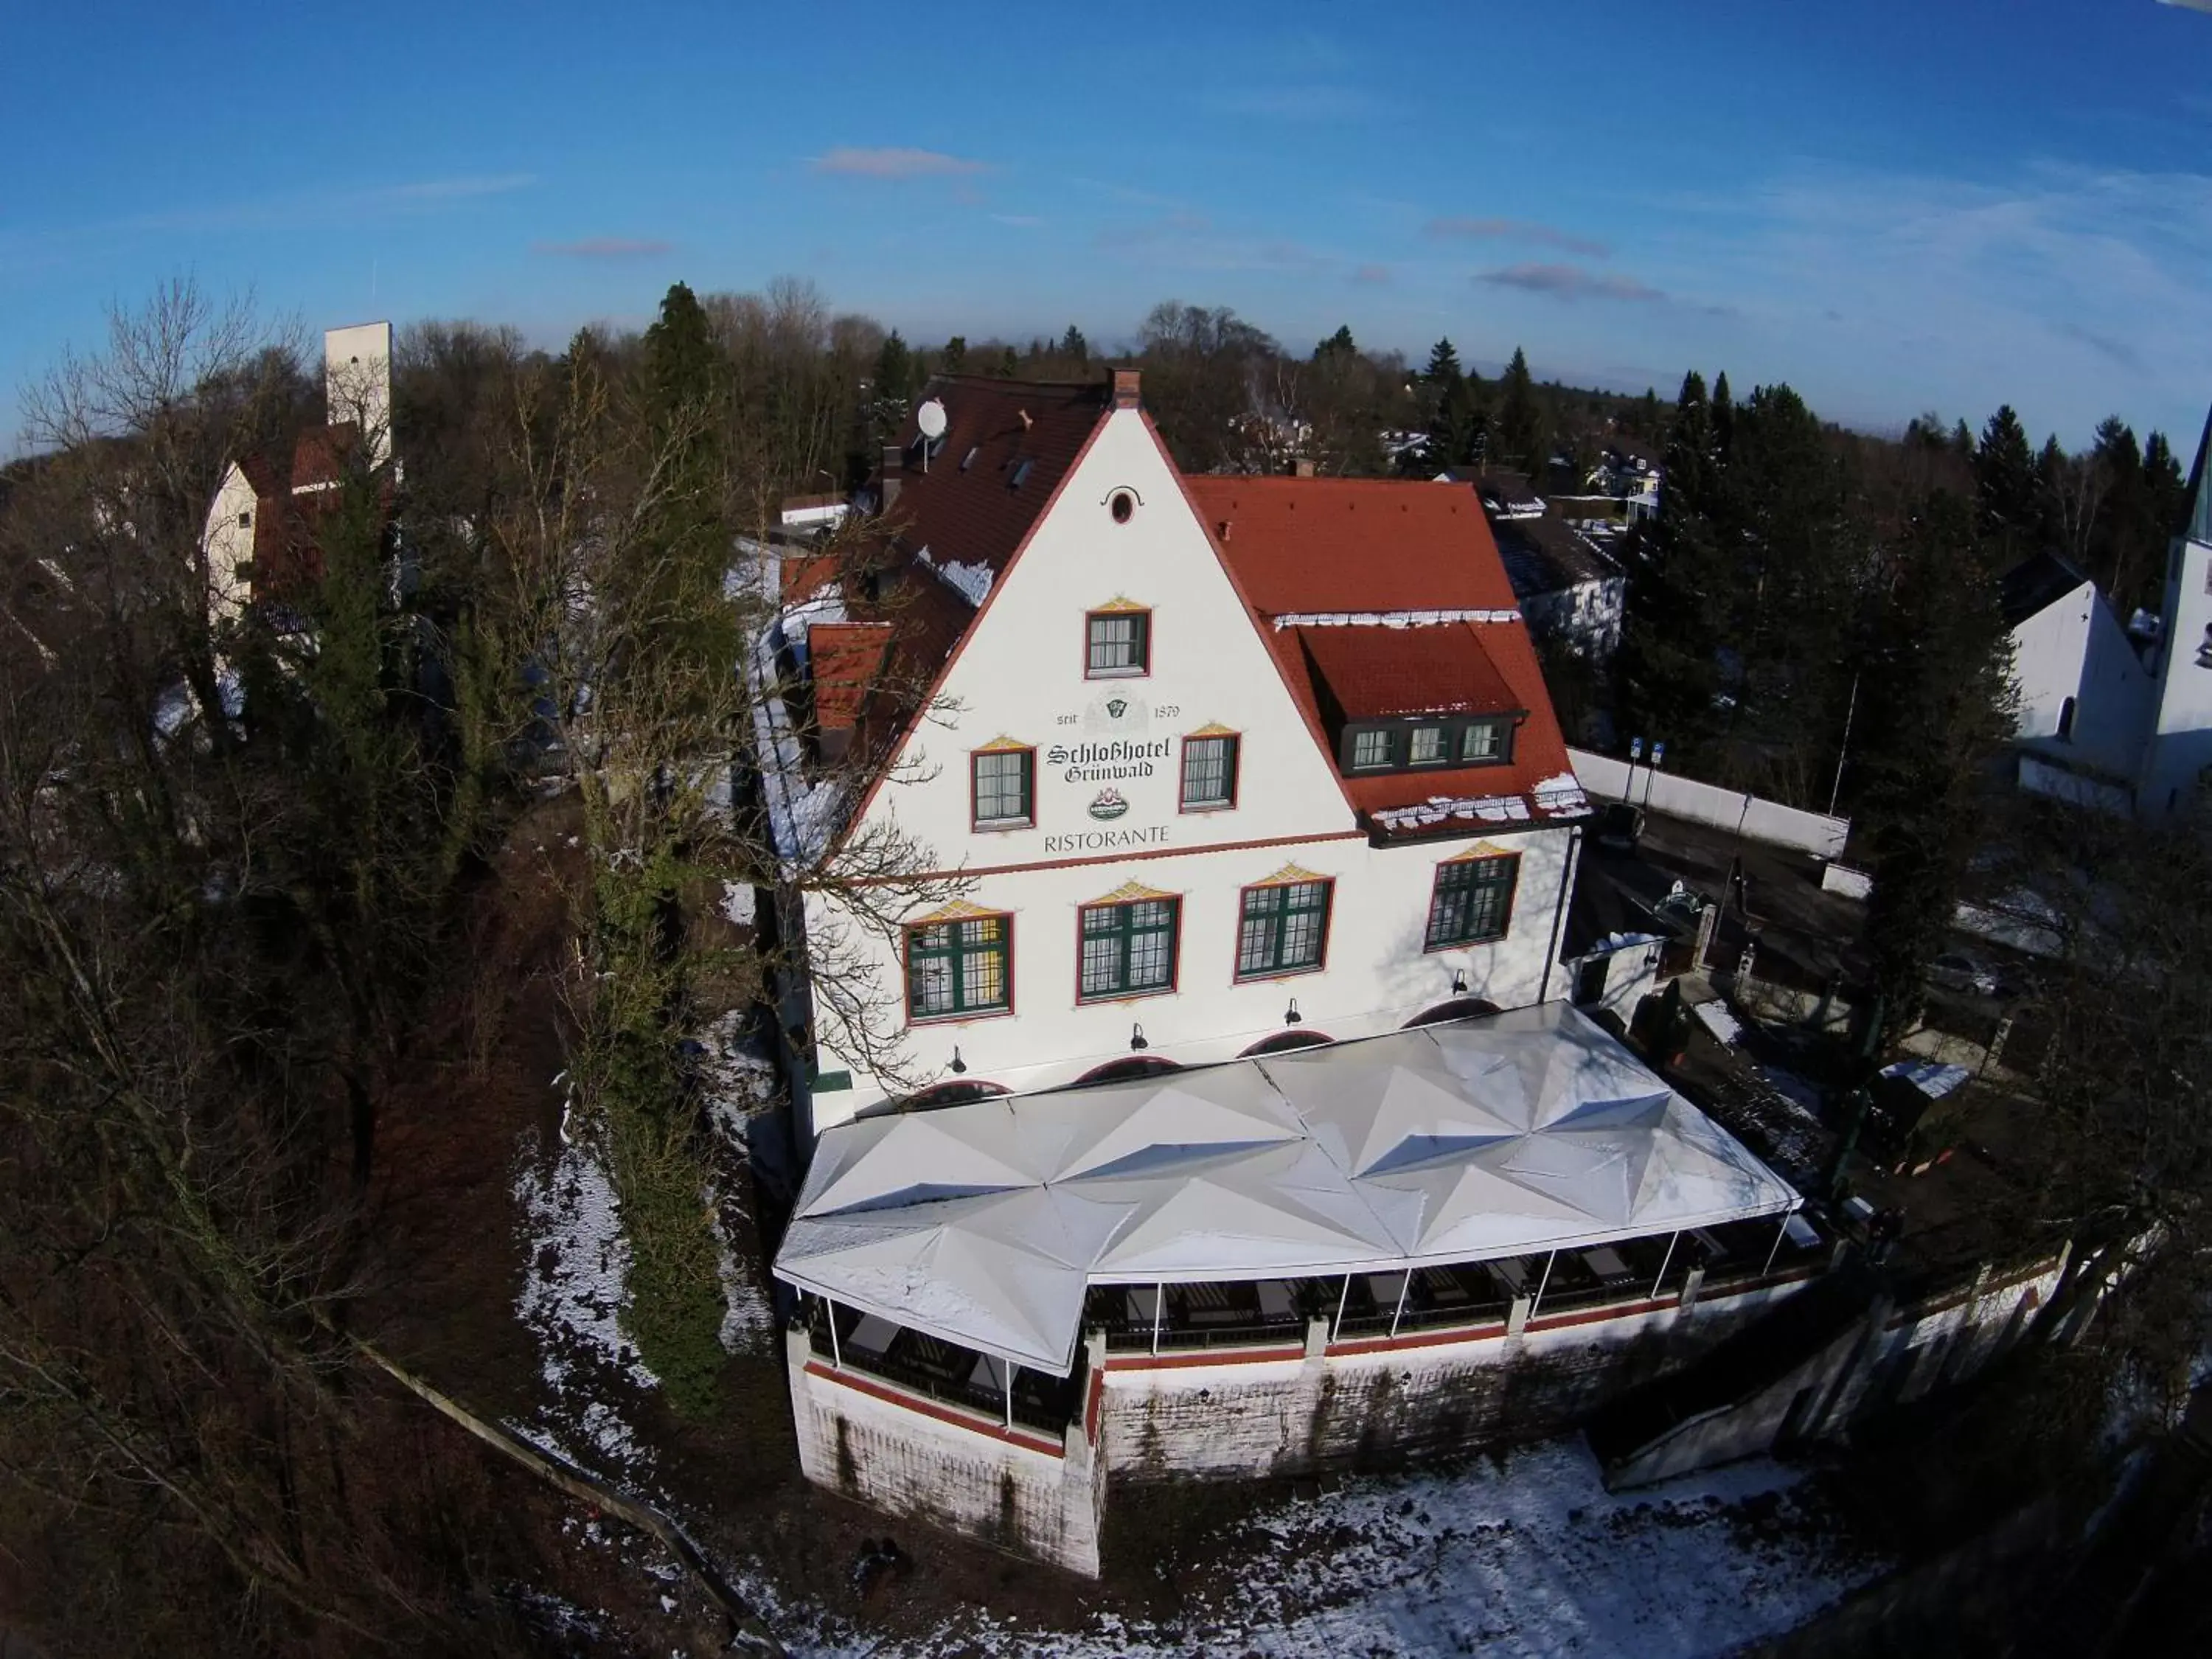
left=1425, top=854, right=1519, bottom=950
left=1236, top=877, right=1333, bottom=980
left=1178, top=730, right=1239, bottom=811
left=905, top=913, right=1013, bottom=1020
left=1078, top=896, right=1180, bottom=1002
left=970, top=744, right=1034, bottom=830
left=1085, top=607, right=1150, bottom=678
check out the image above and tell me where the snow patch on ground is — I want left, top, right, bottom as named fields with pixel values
left=694, top=1010, right=781, bottom=1356
left=1694, top=1002, right=1745, bottom=1047
left=782, top=1439, right=1879, bottom=1658
left=512, top=1132, right=659, bottom=1472
left=720, top=880, right=757, bottom=927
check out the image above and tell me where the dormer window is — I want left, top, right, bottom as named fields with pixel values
left=1461, top=720, right=1506, bottom=762
left=1338, top=717, right=1517, bottom=777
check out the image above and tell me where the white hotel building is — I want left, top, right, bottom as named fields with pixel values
left=755, top=372, right=1823, bottom=1573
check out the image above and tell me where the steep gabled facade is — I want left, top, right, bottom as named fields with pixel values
left=783, top=373, right=1590, bottom=1135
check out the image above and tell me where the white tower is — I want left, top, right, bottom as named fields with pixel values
left=2136, top=409, right=2212, bottom=819
left=323, top=321, right=393, bottom=470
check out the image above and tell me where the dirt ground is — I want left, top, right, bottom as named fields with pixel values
left=350, top=791, right=1246, bottom=1655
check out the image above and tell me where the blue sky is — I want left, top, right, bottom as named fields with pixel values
left=6, top=0, right=2212, bottom=451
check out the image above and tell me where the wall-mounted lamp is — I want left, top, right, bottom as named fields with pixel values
left=1452, top=970, right=1468, bottom=995
left=1284, top=998, right=1302, bottom=1026
left=948, top=1046, right=967, bottom=1075
left=1130, top=1023, right=1149, bottom=1051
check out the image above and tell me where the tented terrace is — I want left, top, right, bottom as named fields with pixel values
left=775, top=1003, right=1803, bottom=1380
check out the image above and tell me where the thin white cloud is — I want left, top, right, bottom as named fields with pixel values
left=0, top=173, right=539, bottom=272
left=1694, top=159, right=2212, bottom=437
left=533, top=237, right=672, bottom=258
left=1428, top=216, right=1610, bottom=258
left=1480, top=262, right=1664, bottom=302
left=810, top=147, right=992, bottom=179
left=1206, top=83, right=1378, bottom=121
left=372, top=173, right=538, bottom=204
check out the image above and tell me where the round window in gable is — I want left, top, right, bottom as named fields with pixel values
left=1110, top=489, right=1136, bottom=524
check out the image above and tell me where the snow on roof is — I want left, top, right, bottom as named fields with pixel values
left=1879, top=1059, right=1972, bottom=1099
left=774, top=1003, right=1797, bottom=1374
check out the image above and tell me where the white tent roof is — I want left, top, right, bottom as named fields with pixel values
left=775, top=1003, right=1798, bottom=1376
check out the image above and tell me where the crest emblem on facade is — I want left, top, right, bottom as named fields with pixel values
left=1088, top=788, right=1130, bottom=821
left=1106, top=698, right=1128, bottom=720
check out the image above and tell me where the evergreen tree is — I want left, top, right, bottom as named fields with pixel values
left=1615, top=371, right=1728, bottom=759
left=1424, top=338, right=1464, bottom=386
left=998, top=345, right=1020, bottom=378
left=1725, top=381, right=1857, bottom=793
left=1496, top=347, right=1546, bottom=476
left=1975, top=404, right=2039, bottom=556
left=1060, top=324, right=1090, bottom=365
left=1710, top=371, right=1735, bottom=465
left=942, top=335, right=968, bottom=375
left=1316, top=324, right=1357, bottom=359
left=644, top=281, right=716, bottom=417
left=1855, top=491, right=2017, bottom=1040
left=873, top=329, right=912, bottom=404
left=635, top=282, right=737, bottom=709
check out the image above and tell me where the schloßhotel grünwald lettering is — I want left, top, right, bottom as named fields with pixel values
left=1048, top=738, right=1172, bottom=782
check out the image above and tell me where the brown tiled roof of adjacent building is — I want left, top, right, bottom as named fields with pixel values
left=290, top=422, right=363, bottom=493
left=807, top=621, right=894, bottom=733
left=883, top=375, right=1109, bottom=586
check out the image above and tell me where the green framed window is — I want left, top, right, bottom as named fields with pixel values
left=1409, top=726, right=1447, bottom=765
left=1461, top=721, right=1507, bottom=762
left=1351, top=728, right=1393, bottom=770
left=906, top=914, right=1012, bottom=1019
left=1425, top=855, right=1519, bottom=949
left=1180, top=733, right=1239, bottom=810
left=1237, top=880, right=1332, bottom=979
left=1079, top=898, right=1180, bottom=1001
left=1086, top=610, right=1150, bottom=677
left=971, top=747, right=1034, bottom=829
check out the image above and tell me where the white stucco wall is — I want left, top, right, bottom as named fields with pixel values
left=324, top=321, right=392, bottom=470
left=2008, top=578, right=2149, bottom=782
left=201, top=460, right=258, bottom=625
left=2140, top=536, right=2212, bottom=818
left=801, top=407, right=1579, bottom=1128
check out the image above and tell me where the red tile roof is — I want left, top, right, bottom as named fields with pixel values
left=1186, top=476, right=1517, bottom=616
left=290, top=422, right=363, bottom=493
left=1193, top=476, right=1582, bottom=840
left=807, top=622, right=894, bottom=732
left=1293, top=623, right=1522, bottom=721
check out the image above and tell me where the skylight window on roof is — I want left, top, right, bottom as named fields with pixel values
left=961, top=445, right=979, bottom=470
left=1009, top=458, right=1034, bottom=489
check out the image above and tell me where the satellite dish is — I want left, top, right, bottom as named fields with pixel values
left=916, top=398, right=948, bottom=439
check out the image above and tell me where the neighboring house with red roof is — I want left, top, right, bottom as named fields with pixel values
left=200, top=322, right=393, bottom=625
left=762, top=370, right=1591, bottom=1135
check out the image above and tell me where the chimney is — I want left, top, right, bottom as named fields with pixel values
left=1293, top=458, right=1316, bottom=479
left=880, top=442, right=902, bottom=512
left=1113, top=369, right=1141, bottom=410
